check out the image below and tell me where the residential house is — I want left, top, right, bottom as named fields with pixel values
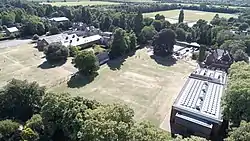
left=170, top=68, right=228, bottom=140
left=5, top=27, right=19, bottom=37
left=37, top=33, right=68, bottom=51
left=205, top=49, right=233, bottom=71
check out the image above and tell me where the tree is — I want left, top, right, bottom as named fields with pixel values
left=110, top=28, right=128, bottom=58
left=216, top=30, right=235, bottom=46
left=186, top=33, right=193, bottom=43
left=227, top=121, right=250, bottom=141
left=21, top=127, right=39, bottom=141
left=119, top=13, right=127, bottom=29
left=198, top=45, right=206, bottom=62
left=175, top=28, right=186, bottom=41
left=223, top=62, right=250, bottom=125
left=101, top=16, right=112, bottom=32
left=128, top=32, right=137, bottom=51
left=80, top=104, right=134, bottom=141
left=0, top=120, right=20, bottom=140
left=82, top=8, right=92, bottom=25
left=134, top=12, right=143, bottom=36
left=49, top=26, right=60, bottom=35
left=32, top=34, right=39, bottom=40
left=1, top=12, right=15, bottom=26
left=155, top=14, right=165, bottom=21
left=25, top=114, right=44, bottom=136
left=233, top=49, right=249, bottom=63
left=41, top=93, right=99, bottom=140
left=44, top=42, right=69, bottom=63
left=69, top=46, right=80, bottom=57
left=37, top=22, right=46, bottom=36
left=239, top=22, right=249, bottom=31
left=74, top=51, right=99, bottom=76
left=130, top=122, right=172, bottom=141
left=153, top=29, right=176, bottom=56
left=139, top=26, right=157, bottom=44
left=152, top=20, right=163, bottom=32
left=220, top=40, right=247, bottom=60
left=178, top=9, right=184, bottom=23
left=143, top=17, right=154, bottom=26
left=0, top=79, right=45, bottom=121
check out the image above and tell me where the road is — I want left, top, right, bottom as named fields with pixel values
left=0, top=39, right=32, bottom=49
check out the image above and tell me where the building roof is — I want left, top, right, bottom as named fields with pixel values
left=176, top=41, right=200, bottom=48
left=6, top=27, right=19, bottom=33
left=62, top=34, right=102, bottom=47
left=173, top=68, right=227, bottom=124
left=41, top=34, right=68, bottom=44
left=49, top=17, right=69, bottom=22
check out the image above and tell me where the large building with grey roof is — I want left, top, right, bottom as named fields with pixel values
left=170, top=68, right=227, bottom=139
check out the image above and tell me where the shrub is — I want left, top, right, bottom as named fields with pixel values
left=32, top=34, right=39, bottom=40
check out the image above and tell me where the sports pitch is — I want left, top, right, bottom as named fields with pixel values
left=0, top=43, right=195, bottom=130
left=143, top=9, right=237, bottom=22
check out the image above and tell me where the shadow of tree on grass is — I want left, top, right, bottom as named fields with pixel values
left=107, top=50, right=136, bottom=71
left=150, top=54, right=177, bottom=66
left=38, top=60, right=66, bottom=69
left=67, top=72, right=98, bottom=88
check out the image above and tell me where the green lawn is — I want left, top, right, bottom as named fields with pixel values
left=49, top=48, right=195, bottom=128
left=143, top=9, right=238, bottom=22
left=0, top=42, right=195, bottom=130
left=41, top=0, right=120, bottom=6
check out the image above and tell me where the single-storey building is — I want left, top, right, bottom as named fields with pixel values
left=49, top=17, right=69, bottom=23
left=37, top=33, right=103, bottom=51
left=170, top=68, right=227, bottom=140
left=37, top=34, right=68, bottom=51
left=176, top=41, right=200, bottom=49
left=62, top=34, right=103, bottom=48
left=5, top=27, right=19, bottom=37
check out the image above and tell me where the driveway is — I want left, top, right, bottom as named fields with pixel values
left=0, top=39, right=32, bottom=49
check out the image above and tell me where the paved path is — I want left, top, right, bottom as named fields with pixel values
left=0, top=39, right=31, bottom=49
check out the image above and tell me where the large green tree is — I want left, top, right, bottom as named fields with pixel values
left=153, top=29, right=176, bottom=56
left=134, top=11, right=143, bottom=36
left=139, top=26, right=157, bottom=44
left=0, top=79, right=45, bottom=121
left=223, top=62, right=250, bottom=125
left=73, top=51, right=100, bottom=76
left=178, top=9, right=184, bottom=23
left=44, top=42, right=69, bottom=63
left=227, top=121, right=250, bottom=141
left=175, top=28, right=186, bottom=41
left=110, top=28, right=129, bottom=58
left=0, top=120, right=20, bottom=141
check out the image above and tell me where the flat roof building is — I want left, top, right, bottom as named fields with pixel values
left=49, top=17, right=69, bottom=22
left=5, top=27, right=19, bottom=36
left=170, top=68, right=227, bottom=139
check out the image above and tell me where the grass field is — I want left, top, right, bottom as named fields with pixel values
left=0, top=44, right=77, bottom=88
left=0, top=43, right=195, bottom=130
left=143, top=9, right=237, bottom=23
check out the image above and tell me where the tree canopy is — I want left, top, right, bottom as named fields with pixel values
left=44, top=42, right=69, bottom=63
left=227, top=121, right=250, bottom=141
left=153, top=28, right=176, bottom=56
left=73, top=51, right=100, bottom=76
left=223, top=62, right=250, bottom=126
